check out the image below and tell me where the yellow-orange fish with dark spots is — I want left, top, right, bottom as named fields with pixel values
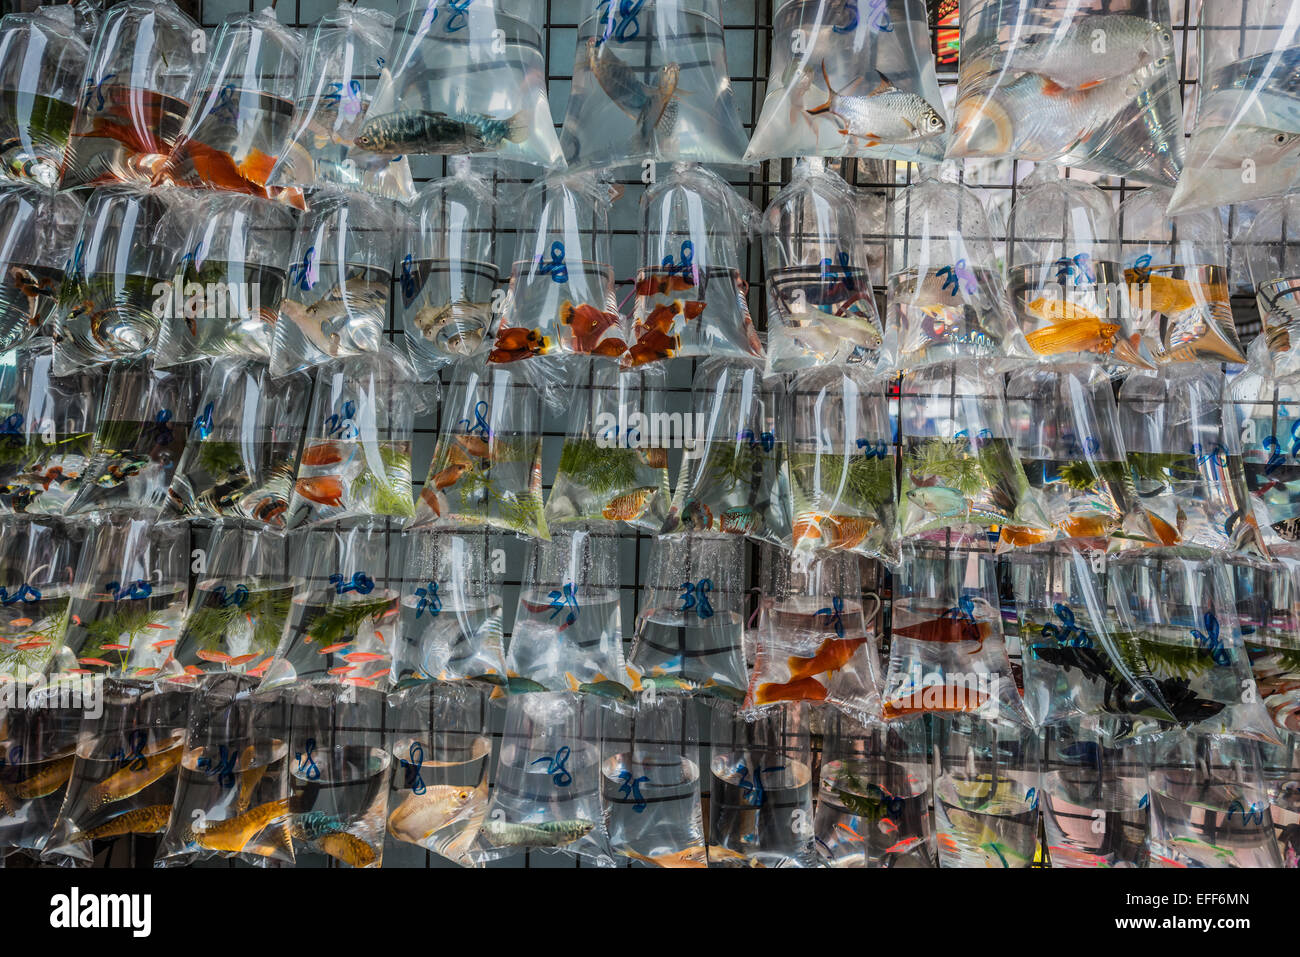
left=68, top=803, right=173, bottom=842
left=602, top=486, right=656, bottom=521
left=195, top=797, right=291, bottom=854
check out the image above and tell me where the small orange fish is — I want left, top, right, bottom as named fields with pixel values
left=1124, top=271, right=1203, bottom=315
left=881, top=687, right=990, bottom=720
left=824, top=515, right=877, bottom=550
left=620, top=845, right=708, bottom=868
left=13, top=640, right=50, bottom=650
left=318, top=642, right=351, bottom=654
left=453, top=434, right=491, bottom=459
left=640, top=301, right=681, bottom=335
left=1061, top=514, right=1112, bottom=540
left=787, top=637, right=868, bottom=681
left=227, top=653, right=260, bottom=667
left=328, top=665, right=356, bottom=675
left=488, top=326, right=549, bottom=363
left=133, top=667, right=161, bottom=677
left=197, top=650, right=233, bottom=664
left=682, top=301, right=706, bottom=320
left=151, top=639, right=177, bottom=650
left=591, top=337, right=628, bottom=358
left=9, top=617, right=33, bottom=627
left=362, top=666, right=389, bottom=681
left=196, top=797, right=291, bottom=854
left=1023, top=297, right=1100, bottom=325
left=420, top=485, right=446, bottom=517
left=998, top=525, right=1052, bottom=549
left=101, top=643, right=131, bottom=651
left=432, top=462, right=470, bottom=494
left=295, top=475, right=345, bottom=508
left=1146, top=511, right=1180, bottom=546
left=302, top=442, right=345, bottom=466
left=756, top=676, right=828, bottom=704
left=313, top=831, right=378, bottom=868
left=143, top=623, right=171, bottom=630
left=635, top=273, right=696, bottom=296
left=559, top=300, right=622, bottom=353
left=344, top=652, right=387, bottom=663
left=892, top=616, right=989, bottom=649
left=602, top=486, right=656, bottom=521
left=77, top=657, right=115, bottom=668
left=624, top=327, right=681, bottom=367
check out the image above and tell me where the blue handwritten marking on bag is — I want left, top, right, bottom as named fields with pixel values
left=1054, top=253, right=1095, bottom=285
left=945, top=594, right=976, bottom=622
left=820, top=250, right=855, bottom=289
left=212, top=84, right=239, bottom=124
left=737, top=761, right=785, bottom=808
left=1191, top=442, right=1229, bottom=468
left=457, top=400, right=491, bottom=438
left=400, top=254, right=418, bottom=302
left=816, top=595, right=845, bottom=639
left=1041, top=603, right=1092, bottom=648
left=295, top=738, right=320, bottom=780
left=857, top=437, right=888, bottom=459
left=151, top=409, right=174, bottom=446
left=400, top=742, right=426, bottom=795
left=618, top=769, right=649, bottom=812
left=0, top=412, right=23, bottom=447
left=289, top=246, right=317, bottom=292
left=197, top=745, right=238, bottom=789
left=596, top=0, right=644, bottom=43
left=192, top=402, right=214, bottom=440
left=548, top=582, right=580, bottom=627
left=211, top=583, right=249, bottom=608
left=735, top=428, right=776, bottom=452
left=110, top=729, right=149, bottom=773
left=414, top=581, right=441, bottom=619
left=531, top=745, right=573, bottom=787
left=83, top=73, right=116, bottom=111
left=662, top=240, right=694, bottom=278
left=0, top=583, right=41, bottom=605
left=106, top=579, right=153, bottom=601
left=1189, top=611, right=1231, bottom=667
left=325, top=400, right=359, bottom=440
left=936, top=259, right=976, bottom=296
left=1226, top=799, right=1265, bottom=825
left=679, top=579, right=714, bottom=618
left=864, top=0, right=893, bottom=32
left=538, top=241, right=569, bottom=284
left=1261, top=420, right=1300, bottom=474
left=330, top=571, right=375, bottom=596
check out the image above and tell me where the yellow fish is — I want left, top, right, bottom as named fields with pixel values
left=1124, top=271, right=1205, bottom=315
left=13, top=754, right=74, bottom=799
left=601, top=486, right=657, bottom=521
left=621, top=845, right=709, bottom=868
left=84, top=741, right=183, bottom=811
left=313, top=831, right=379, bottom=868
left=68, top=803, right=173, bottom=842
left=1023, top=297, right=1100, bottom=324
left=235, top=744, right=266, bottom=813
left=195, top=797, right=292, bottom=854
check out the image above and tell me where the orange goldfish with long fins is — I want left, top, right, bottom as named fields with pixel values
left=892, top=615, right=990, bottom=649
left=787, top=636, right=868, bottom=681
left=755, top=676, right=828, bottom=704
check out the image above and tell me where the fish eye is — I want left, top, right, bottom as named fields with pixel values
left=1276, top=132, right=1292, bottom=146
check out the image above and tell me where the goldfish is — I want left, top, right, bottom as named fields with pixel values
left=482, top=817, right=594, bottom=848
left=84, top=740, right=183, bottom=810
left=1023, top=297, right=1102, bottom=325
left=12, top=754, right=74, bottom=799
left=881, top=686, right=991, bottom=720
left=806, top=62, right=945, bottom=147
left=488, top=326, right=549, bottom=363
left=624, top=326, right=681, bottom=366
left=824, top=514, right=877, bottom=550
left=294, top=475, right=345, bottom=508
left=787, top=637, right=869, bottom=681
left=892, top=616, right=989, bottom=649
left=354, top=108, right=529, bottom=156
left=602, top=486, right=656, bottom=521
left=163, top=141, right=305, bottom=210
left=301, top=442, right=346, bottom=466
left=587, top=39, right=681, bottom=143
left=1061, top=514, right=1113, bottom=540
left=1146, top=511, right=1181, bottom=546
left=67, top=803, right=173, bottom=842
left=195, top=797, right=291, bottom=854
left=1024, top=316, right=1121, bottom=356
left=755, top=675, right=828, bottom=704
left=998, top=525, right=1052, bottom=549
left=620, top=845, right=709, bottom=868
left=387, top=785, right=481, bottom=843
left=1000, top=14, right=1173, bottom=89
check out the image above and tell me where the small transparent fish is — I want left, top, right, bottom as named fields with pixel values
left=621, top=845, right=708, bottom=868
left=906, top=485, right=966, bottom=516
left=355, top=109, right=528, bottom=156
left=68, top=803, right=173, bottom=842
left=587, top=38, right=681, bottom=142
left=482, top=818, right=594, bottom=848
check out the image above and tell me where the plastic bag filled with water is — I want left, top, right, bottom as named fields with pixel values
left=154, top=9, right=306, bottom=209
left=43, top=679, right=189, bottom=863
left=51, top=184, right=192, bottom=374
left=1117, top=186, right=1246, bottom=366
left=0, top=183, right=82, bottom=351
left=391, top=528, right=505, bottom=688
left=1111, top=551, right=1277, bottom=743
left=1117, top=366, right=1260, bottom=554
left=948, top=0, right=1182, bottom=185
left=883, top=543, right=1029, bottom=724
left=270, top=189, right=398, bottom=377
left=158, top=674, right=296, bottom=867
left=747, top=0, right=948, bottom=164
left=760, top=159, right=884, bottom=375
left=813, top=713, right=935, bottom=867
left=1258, top=730, right=1300, bottom=865
left=267, top=5, right=415, bottom=203
left=628, top=535, right=749, bottom=702
left=286, top=349, right=425, bottom=529
left=1168, top=0, right=1300, bottom=214
left=0, top=337, right=98, bottom=516
left=0, top=516, right=75, bottom=681
left=506, top=528, right=630, bottom=700
left=153, top=194, right=298, bottom=367
left=897, top=363, right=1048, bottom=546
left=1005, top=166, right=1151, bottom=369
left=63, top=358, right=200, bottom=516
left=661, top=358, right=792, bottom=547
left=1231, top=555, right=1300, bottom=734
left=169, top=523, right=294, bottom=686
left=559, top=0, right=750, bottom=170
left=1145, top=731, right=1281, bottom=867
left=60, top=0, right=203, bottom=190
left=355, top=0, right=563, bottom=168
left=885, top=165, right=1030, bottom=370
left=707, top=701, right=816, bottom=867
left=258, top=522, right=400, bottom=694
left=0, top=6, right=90, bottom=187
left=385, top=681, right=493, bottom=867
left=284, top=684, right=389, bottom=868
left=412, top=362, right=546, bottom=537
left=475, top=691, right=614, bottom=866
left=624, top=162, right=761, bottom=369
left=399, top=158, right=500, bottom=380
left=601, top=695, right=706, bottom=867
left=544, top=359, right=671, bottom=532
left=167, top=359, right=310, bottom=527
left=1240, top=192, right=1300, bottom=379
left=787, top=365, right=897, bottom=562
left=746, top=549, right=883, bottom=722
left=1228, top=363, right=1300, bottom=545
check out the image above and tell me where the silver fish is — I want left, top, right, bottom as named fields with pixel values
left=805, top=63, right=945, bottom=146
left=1001, top=14, right=1174, bottom=89
left=587, top=38, right=682, bottom=142
left=1168, top=123, right=1300, bottom=211
left=354, top=109, right=528, bottom=155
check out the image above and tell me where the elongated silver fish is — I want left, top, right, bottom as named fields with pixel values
left=482, top=817, right=593, bottom=848
left=354, top=109, right=528, bottom=156
left=1001, top=14, right=1174, bottom=89
left=806, top=62, right=945, bottom=147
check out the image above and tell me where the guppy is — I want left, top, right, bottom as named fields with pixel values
left=586, top=38, right=681, bottom=143
left=354, top=108, right=528, bottom=155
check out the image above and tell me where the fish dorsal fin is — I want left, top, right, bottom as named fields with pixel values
left=871, top=70, right=895, bottom=96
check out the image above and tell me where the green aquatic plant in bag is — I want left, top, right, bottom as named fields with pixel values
left=0, top=516, right=75, bottom=680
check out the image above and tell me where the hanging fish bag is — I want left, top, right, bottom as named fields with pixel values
left=0, top=516, right=76, bottom=680
left=0, top=183, right=82, bottom=350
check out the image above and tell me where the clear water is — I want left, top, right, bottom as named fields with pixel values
left=1041, top=768, right=1148, bottom=867
left=0, top=588, right=70, bottom=676
left=545, top=438, right=670, bottom=532
left=765, top=263, right=883, bottom=371
left=169, top=438, right=298, bottom=526
left=506, top=586, right=623, bottom=693
left=629, top=608, right=747, bottom=700
left=61, top=87, right=189, bottom=189
left=708, top=751, right=813, bottom=867
left=56, top=272, right=169, bottom=366
left=173, top=739, right=291, bottom=862
left=260, top=588, right=399, bottom=690
left=60, top=586, right=187, bottom=680
left=289, top=743, right=389, bottom=868
left=173, top=579, right=294, bottom=677
left=0, top=89, right=75, bottom=186
left=274, top=262, right=390, bottom=370
left=887, top=265, right=1009, bottom=366
left=934, top=772, right=1039, bottom=867
left=400, top=257, right=498, bottom=367
left=626, top=266, right=758, bottom=367
left=286, top=437, right=414, bottom=527
left=157, top=261, right=287, bottom=363
left=1147, top=770, right=1281, bottom=868
left=814, top=759, right=934, bottom=868
left=393, top=592, right=503, bottom=685
left=386, top=734, right=491, bottom=865
left=0, top=262, right=62, bottom=348
left=664, top=439, right=792, bottom=547
left=601, top=752, right=703, bottom=863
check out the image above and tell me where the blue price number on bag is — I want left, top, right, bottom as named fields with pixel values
left=531, top=746, right=573, bottom=787
left=539, top=241, right=568, bottom=284
left=295, top=738, right=320, bottom=780
left=679, top=579, right=714, bottom=619
left=936, top=259, right=976, bottom=296
left=548, top=582, right=580, bottom=627
left=400, top=742, right=426, bottom=795
left=212, top=84, right=239, bottom=123
left=1054, top=253, right=1095, bottom=285
left=211, top=583, right=249, bottom=608
left=325, top=400, right=359, bottom=440
left=1062, top=431, right=1100, bottom=457
left=1040, top=603, right=1092, bottom=648
left=0, top=583, right=41, bottom=605
left=736, top=428, right=775, bottom=452
left=289, top=246, right=317, bottom=292
left=415, top=581, right=441, bottom=619
left=106, top=579, right=153, bottom=601
left=737, top=761, right=785, bottom=808
left=330, top=571, right=375, bottom=596
left=816, top=596, right=845, bottom=639
left=618, top=769, right=649, bottom=812
left=192, top=402, right=214, bottom=440
left=111, top=730, right=149, bottom=773
left=1191, top=442, right=1229, bottom=468
left=596, top=0, right=643, bottom=43
left=820, top=250, right=855, bottom=289
left=1261, top=420, right=1300, bottom=475
left=1190, top=611, right=1231, bottom=667
left=150, top=409, right=174, bottom=447
left=457, top=400, right=491, bottom=438
left=857, top=437, right=888, bottom=459
left=662, top=240, right=694, bottom=278
left=0, top=412, right=23, bottom=448
left=197, top=745, right=238, bottom=789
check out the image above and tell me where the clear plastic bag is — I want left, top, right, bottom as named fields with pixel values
left=412, top=362, right=546, bottom=538
left=746, top=549, right=883, bottom=722
left=559, top=0, right=749, bottom=170
left=0, top=6, right=90, bottom=187
left=812, top=713, right=935, bottom=867
left=706, top=701, right=816, bottom=867
left=1232, top=554, right=1300, bottom=734
left=1241, top=192, right=1300, bottom=378
left=270, top=189, right=399, bottom=377
left=627, top=535, right=749, bottom=702
left=0, top=516, right=75, bottom=680
left=760, top=159, right=885, bottom=376
left=0, top=183, right=82, bottom=350
left=475, top=691, right=614, bottom=866
left=1117, top=186, right=1246, bottom=366
left=167, top=359, right=310, bottom=527
left=948, top=0, right=1182, bottom=185
left=885, top=165, right=1030, bottom=370
left=600, top=695, right=706, bottom=867
left=51, top=183, right=192, bottom=374
left=506, top=528, right=629, bottom=699
left=385, top=681, right=493, bottom=867
left=392, top=528, right=505, bottom=688
left=1005, top=166, right=1151, bottom=369
left=0, top=337, right=98, bottom=515
left=544, top=359, right=671, bottom=532
left=63, top=358, right=200, bottom=516
left=153, top=193, right=298, bottom=367
left=661, top=358, right=792, bottom=548
left=153, top=9, right=306, bottom=209
left=60, top=0, right=203, bottom=190
left=897, top=363, right=1049, bottom=546
left=267, top=5, right=415, bottom=203
left=399, top=159, right=500, bottom=381
left=171, top=523, right=294, bottom=686
left=0, top=678, right=86, bottom=857
left=787, top=365, right=897, bottom=562
left=1227, top=362, right=1300, bottom=544
left=258, top=522, right=400, bottom=693
left=286, top=348, right=423, bottom=529
left=747, top=0, right=947, bottom=163
left=1168, top=1, right=1300, bottom=214
left=356, top=0, right=564, bottom=168
left=158, top=675, right=295, bottom=867
left=55, top=517, right=189, bottom=682
left=1258, top=730, right=1300, bottom=866
left=623, top=163, right=761, bottom=369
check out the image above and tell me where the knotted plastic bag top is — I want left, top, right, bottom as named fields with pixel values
left=60, top=0, right=204, bottom=190
left=0, top=516, right=76, bottom=681
left=559, top=0, right=750, bottom=170
left=947, top=0, right=1182, bottom=186
left=624, top=162, right=760, bottom=369
left=0, top=182, right=82, bottom=350
left=0, top=5, right=90, bottom=187
left=746, top=0, right=948, bottom=164
left=761, top=158, right=884, bottom=375
left=1241, top=192, right=1300, bottom=377
left=356, top=0, right=564, bottom=168
left=268, top=4, right=415, bottom=202
left=1117, top=185, right=1246, bottom=367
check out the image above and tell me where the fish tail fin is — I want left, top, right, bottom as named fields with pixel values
left=505, top=108, right=530, bottom=144
left=807, top=60, right=838, bottom=115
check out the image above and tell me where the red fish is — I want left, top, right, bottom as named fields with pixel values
left=640, top=301, right=681, bottom=335
left=318, top=642, right=351, bottom=655
left=344, top=652, right=387, bottom=663
left=682, top=300, right=706, bottom=320
left=787, top=637, right=868, bottom=681
left=77, top=658, right=115, bottom=668
left=301, top=442, right=345, bottom=466
left=881, top=687, right=990, bottom=720
left=295, top=475, right=345, bottom=508
left=559, top=300, right=622, bottom=354
left=892, top=616, right=988, bottom=650
left=419, top=485, right=446, bottom=517
left=591, top=337, right=628, bottom=358
left=453, top=435, right=491, bottom=459
left=197, top=650, right=232, bottom=664
left=488, top=326, right=549, bottom=363
left=624, top=327, right=681, bottom=367
left=756, top=676, right=828, bottom=704
left=635, top=273, right=696, bottom=296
